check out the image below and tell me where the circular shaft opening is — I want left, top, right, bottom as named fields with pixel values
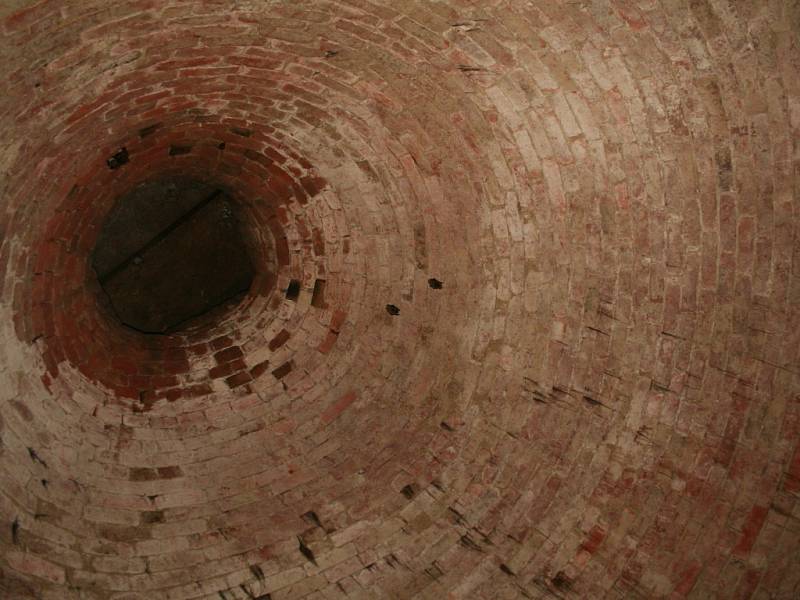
left=92, top=178, right=255, bottom=334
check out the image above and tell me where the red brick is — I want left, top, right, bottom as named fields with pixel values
left=317, top=330, right=338, bottom=354
left=271, top=362, right=292, bottom=380
left=214, top=346, right=244, bottom=364
left=268, top=329, right=291, bottom=351
left=321, top=391, right=357, bottom=425
left=226, top=371, right=253, bottom=388
left=129, top=467, right=158, bottom=481
left=250, top=359, right=271, bottom=379
left=330, top=310, right=347, bottom=332
left=733, top=506, right=768, bottom=558
left=157, top=466, right=183, bottom=479
left=209, top=359, right=246, bottom=379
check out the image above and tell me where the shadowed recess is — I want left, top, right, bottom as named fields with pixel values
left=92, top=178, right=255, bottom=333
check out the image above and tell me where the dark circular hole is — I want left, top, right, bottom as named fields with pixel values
left=92, top=177, right=255, bottom=334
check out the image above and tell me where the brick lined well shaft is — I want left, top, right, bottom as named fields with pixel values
left=1, top=1, right=799, bottom=599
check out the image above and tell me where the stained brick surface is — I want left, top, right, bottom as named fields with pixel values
left=1, top=1, right=799, bottom=599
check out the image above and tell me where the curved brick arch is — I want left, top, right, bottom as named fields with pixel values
left=0, top=1, right=799, bottom=599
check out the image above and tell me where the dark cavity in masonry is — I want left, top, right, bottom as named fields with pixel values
left=551, top=571, right=572, bottom=590
left=106, top=147, right=129, bottom=170
left=386, top=304, right=400, bottom=316
left=298, top=536, right=317, bottom=565
left=428, top=278, right=443, bottom=289
left=285, top=279, right=301, bottom=301
left=169, top=145, right=192, bottom=156
left=92, top=177, right=255, bottom=334
left=311, top=278, right=326, bottom=308
left=139, top=123, right=160, bottom=138
left=302, top=511, right=323, bottom=529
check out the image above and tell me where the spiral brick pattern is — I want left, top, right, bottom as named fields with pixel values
left=1, top=1, right=799, bottom=598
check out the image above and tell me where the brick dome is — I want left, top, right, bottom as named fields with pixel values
left=1, top=1, right=799, bottom=598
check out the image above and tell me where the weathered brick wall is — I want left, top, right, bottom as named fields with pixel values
left=0, top=1, right=799, bottom=598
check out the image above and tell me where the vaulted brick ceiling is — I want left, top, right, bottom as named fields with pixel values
left=1, top=1, right=799, bottom=599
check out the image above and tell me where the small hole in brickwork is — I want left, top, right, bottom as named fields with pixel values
left=285, top=279, right=301, bottom=301
left=302, top=511, right=323, bottom=528
left=298, top=536, right=317, bottom=565
left=92, top=178, right=255, bottom=334
left=250, top=564, right=265, bottom=581
left=311, top=279, right=326, bottom=308
left=142, top=510, right=164, bottom=524
left=386, top=304, right=400, bottom=316
left=168, top=145, right=191, bottom=156
left=11, top=518, right=20, bottom=544
left=218, top=142, right=226, bottom=150
left=231, top=127, right=253, bottom=137
left=428, top=278, right=443, bottom=289
left=139, top=123, right=160, bottom=138
left=551, top=571, right=572, bottom=590
left=106, top=147, right=129, bottom=170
